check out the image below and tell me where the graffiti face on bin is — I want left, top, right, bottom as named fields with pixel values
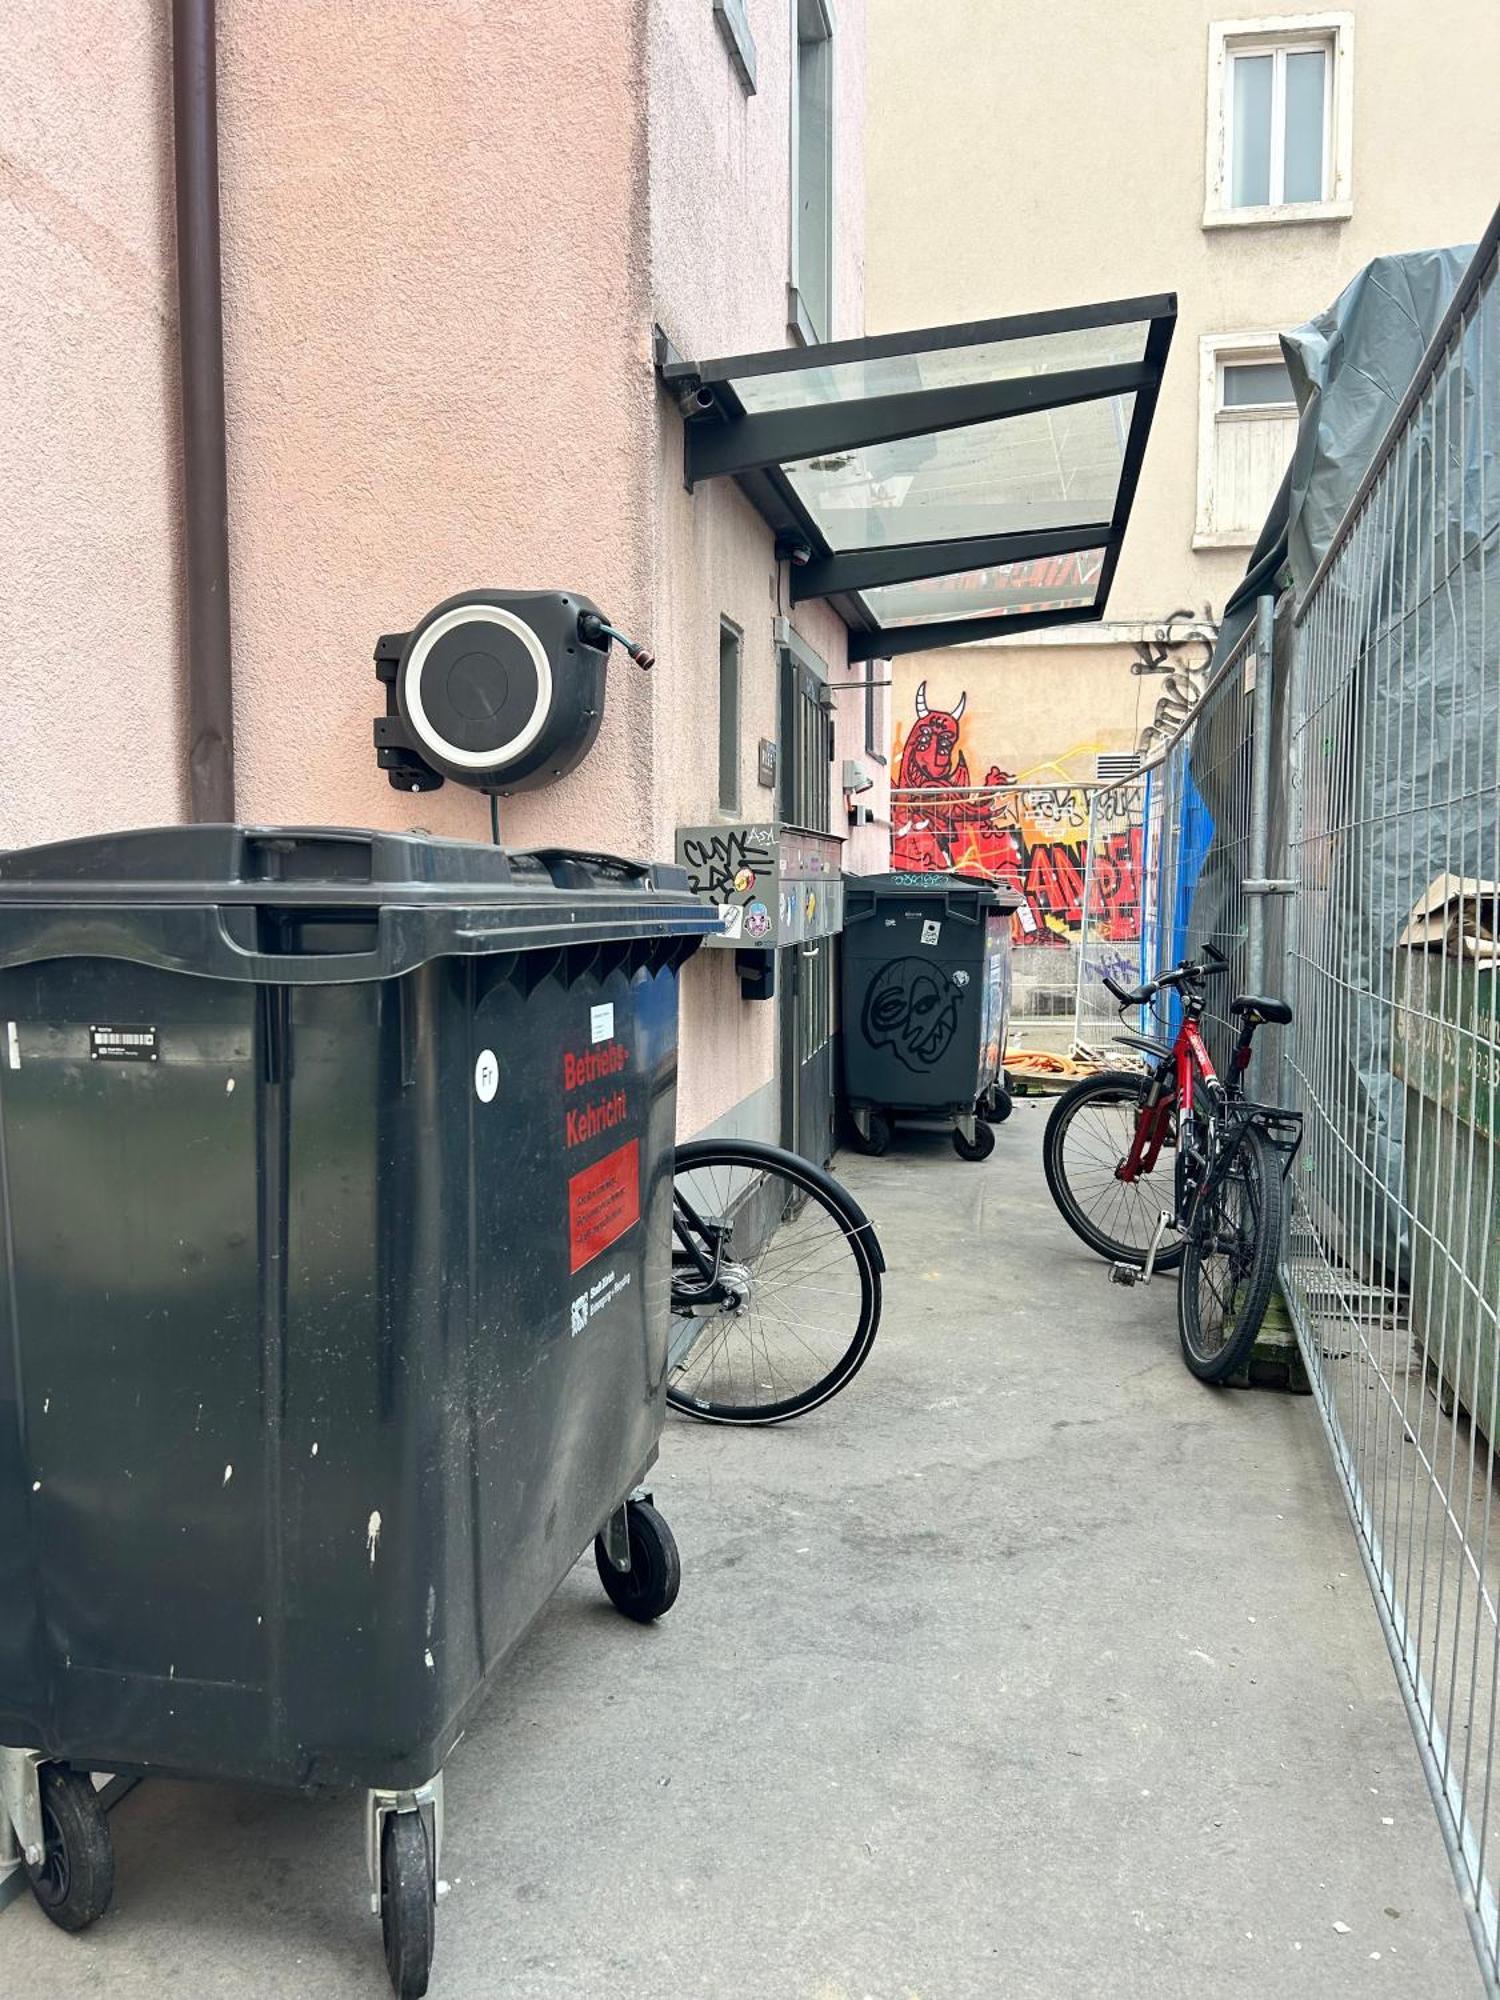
left=862, top=957, right=961, bottom=1072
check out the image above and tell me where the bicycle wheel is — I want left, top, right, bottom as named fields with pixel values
left=1042, top=1070, right=1185, bottom=1270
left=1178, top=1125, right=1282, bottom=1384
left=667, top=1138, right=882, bottom=1424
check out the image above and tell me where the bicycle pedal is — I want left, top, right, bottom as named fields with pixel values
left=1108, top=1262, right=1143, bottom=1287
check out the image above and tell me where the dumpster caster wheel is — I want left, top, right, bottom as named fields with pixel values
left=848, top=1112, right=891, bottom=1157
left=980, top=1088, right=1012, bottom=1126
left=25, top=1767, right=115, bottom=1934
left=595, top=1499, right=681, bottom=1622
left=953, top=1122, right=995, bottom=1162
left=381, top=1809, right=435, bottom=1999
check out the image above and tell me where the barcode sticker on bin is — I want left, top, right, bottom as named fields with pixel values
left=90, top=1025, right=158, bottom=1063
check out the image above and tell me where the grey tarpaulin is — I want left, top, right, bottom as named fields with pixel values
left=1185, top=237, right=1486, bottom=1278
left=1199, top=240, right=1475, bottom=702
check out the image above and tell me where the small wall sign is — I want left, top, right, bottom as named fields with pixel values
left=757, top=738, right=778, bottom=790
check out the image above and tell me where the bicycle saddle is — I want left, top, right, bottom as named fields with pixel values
left=1230, top=994, right=1293, bottom=1026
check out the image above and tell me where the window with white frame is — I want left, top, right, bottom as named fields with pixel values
left=1205, top=15, right=1353, bottom=226
left=790, top=0, right=834, bottom=342
left=1195, top=336, right=1298, bottom=548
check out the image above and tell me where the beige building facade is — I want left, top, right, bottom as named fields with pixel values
left=2, top=0, right=880, bottom=1157
left=868, top=0, right=1500, bottom=793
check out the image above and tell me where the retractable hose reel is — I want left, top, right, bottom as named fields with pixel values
left=373, top=587, right=653, bottom=796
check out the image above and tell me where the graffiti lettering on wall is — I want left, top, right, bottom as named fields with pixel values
left=895, top=798, right=1144, bottom=948
left=891, top=683, right=1143, bottom=949
left=680, top=826, right=772, bottom=902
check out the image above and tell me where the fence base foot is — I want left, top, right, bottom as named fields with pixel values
left=1229, top=1292, right=1311, bottom=1394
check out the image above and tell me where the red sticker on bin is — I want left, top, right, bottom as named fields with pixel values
left=568, top=1139, right=641, bottom=1273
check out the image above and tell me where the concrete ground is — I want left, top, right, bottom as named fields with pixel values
left=3, top=1105, right=1481, bottom=1997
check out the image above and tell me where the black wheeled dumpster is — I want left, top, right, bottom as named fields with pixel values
left=840, top=871, right=1020, bottom=1162
left=0, top=825, right=716, bottom=1996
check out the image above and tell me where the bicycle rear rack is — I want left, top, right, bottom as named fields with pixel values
left=1232, top=1099, right=1304, bottom=1178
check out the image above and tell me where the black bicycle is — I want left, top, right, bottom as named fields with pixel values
left=1043, top=943, right=1301, bottom=1383
left=667, top=1138, right=885, bottom=1424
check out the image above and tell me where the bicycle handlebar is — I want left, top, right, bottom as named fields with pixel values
left=1103, top=945, right=1231, bottom=1009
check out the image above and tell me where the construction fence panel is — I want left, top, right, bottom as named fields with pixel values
left=1285, top=219, right=1500, bottom=1988
left=1112, top=614, right=1266, bottom=1064
left=890, top=780, right=1147, bottom=1046
left=1143, top=217, right=1500, bottom=1988
left=1072, top=779, right=1149, bottom=1053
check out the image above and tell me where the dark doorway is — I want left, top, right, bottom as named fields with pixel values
left=777, top=633, right=836, bottom=1165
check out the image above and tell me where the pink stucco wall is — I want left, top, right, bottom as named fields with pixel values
left=217, top=0, right=660, bottom=859
left=648, top=0, right=870, bottom=1138
left=1, top=2, right=183, bottom=849
left=4, top=0, right=872, bottom=1144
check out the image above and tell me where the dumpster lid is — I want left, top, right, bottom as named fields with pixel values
left=0, top=826, right=667, bottom=902
left=849, top=869, right=1023, bottom=911
left=0, top=826, right=721, bottom=983
left=1397, top=874, right=1500, bottom=964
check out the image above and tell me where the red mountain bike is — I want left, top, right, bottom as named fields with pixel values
left=1042, top=944, right=1301, bottom=1382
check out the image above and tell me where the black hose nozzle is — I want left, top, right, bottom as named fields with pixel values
left=579, top=611, right=655, bottom=670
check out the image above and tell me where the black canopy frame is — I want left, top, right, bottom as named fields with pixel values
left=658, top=292, right=1176, bottom=660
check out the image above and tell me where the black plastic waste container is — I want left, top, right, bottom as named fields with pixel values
left=0, top=825, right=716, bottom=1993
left=840, top=871, right=1019, bottom=1162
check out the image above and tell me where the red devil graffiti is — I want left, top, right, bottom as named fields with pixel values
left=897, top=681, right=969, bottom=789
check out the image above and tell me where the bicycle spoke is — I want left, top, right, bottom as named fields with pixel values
left=667, top=1144, right=877, bottom=1421
left=1179, top=1128, right=1279, bottom=1381
left=1044, top=1076, right=1185, bottom=1267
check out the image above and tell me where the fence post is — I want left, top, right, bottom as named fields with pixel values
left=1244, top=590, right=1277, bottom=995
left=1160, top=751, right=1181, bottom=1017
left=1072, top=786, right=1101, bottom=1042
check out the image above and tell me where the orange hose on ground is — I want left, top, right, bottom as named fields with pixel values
left=1005, top=1049, right=1101, bottom=1081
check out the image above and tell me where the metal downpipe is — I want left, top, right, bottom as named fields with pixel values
left=171, top=0, right=235, bottom=821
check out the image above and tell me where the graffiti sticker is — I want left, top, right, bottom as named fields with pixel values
left=920, top=918, right=942, bottom=946
left=680, top=826, right=772, bottom=903
left=744, top=901, right=771, bottom=939
left=861, top=958, right=961, bottom=1073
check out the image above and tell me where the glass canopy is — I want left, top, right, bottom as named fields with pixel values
left=784, top=395, right=1134, bottom=551
left=731, top=319, right=1150, bottom=415
left=660, top=292, right=1176, bottom=658
left=862, top=547, right=1107, bottom=629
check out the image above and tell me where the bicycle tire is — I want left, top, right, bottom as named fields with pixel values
left=1178, top=1124, right=1282, bottom=1384
left=1042, top=1070, right=1186, bottom=1271
left=667, top=1138, right=882, bottom=1425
